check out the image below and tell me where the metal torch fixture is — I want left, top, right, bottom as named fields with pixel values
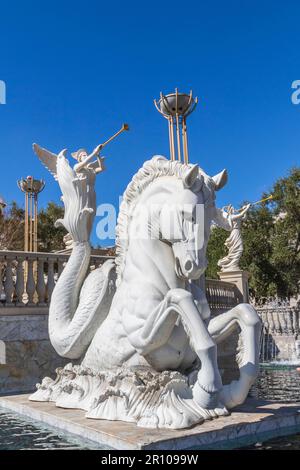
left=17, top=177, right=45, bottom=252
left=154, top=88, right=198, bottom=164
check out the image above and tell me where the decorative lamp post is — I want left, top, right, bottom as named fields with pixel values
left=17, top=177, right=45, bottom=252
left=154, top=88, right=198, bottom=164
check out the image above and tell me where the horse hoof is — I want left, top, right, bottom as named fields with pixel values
left=192, top=381, right=220, bottom=409
left=214, top=406, right=229, bottom=417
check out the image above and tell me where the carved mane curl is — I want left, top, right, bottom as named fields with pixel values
left=115, top=156, right=215, bottom=285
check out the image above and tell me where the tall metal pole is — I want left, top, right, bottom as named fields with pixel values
left=168, top=118, right=175, bottom=161
left=34, top=194, right=38, bottom=252
left=17, top=177, right=45, bottom=303
left=175, top=113, right=182, bottom=162
left=24, top=192, right=29, bottom=251
left=17, top=177, right=45, bottom=253
left=182, top=117, right=189, bottom=164
left=29, top=193, right=33, bottom=252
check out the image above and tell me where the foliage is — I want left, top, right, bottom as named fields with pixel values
left=206, top=167, right=300, bottom=301
left=0, top=201, right=66, bottom=252
left=206, top=225, right=227, bottom=279
left=37, top=202, right=66, bottom=252
left=0, top=201, right=25, bottom=250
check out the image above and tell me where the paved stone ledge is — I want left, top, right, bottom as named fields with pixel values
left=0, top=394, right=299, bottom=450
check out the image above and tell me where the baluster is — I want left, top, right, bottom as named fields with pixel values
left=279, top=310, right=287, bottom=335
left=47, top=259, right=55, bottom=303
left=261, top=311, right=267, bottom=329
left=295, top=309, right=300, bottom=336
left=26, top=258, right=36, bottom=305
left=57, top=258, right=65, bottom=277
left=15, top=257, right=25, bottom=305
left=0, top=261, right=6, bottom=307
left=272, top=310, right=280, bottom=335
left=4, top=258, right=15, bottom=305
left=286, top=309, right=293, bottom=335
left=36, top=258, right=46, bottom=304
left=291, top=309, right=297, bottom=335
left=268, top=310, right=275, bottom=334
left=214, top=286, right=217, bottom=309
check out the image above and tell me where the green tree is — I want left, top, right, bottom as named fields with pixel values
left=37, top=202, right=66, bottom=252
left=0, top=201, right=25, bottom=250
left=240, top=205, right=276, bottom=301
left=268, top=167, right=300, bottom=299
left=206, top=167, right=300, bottom=302
left=206, top=226, right=227, bottom=279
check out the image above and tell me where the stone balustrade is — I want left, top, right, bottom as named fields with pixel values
left=257, top=306, right=300, bottom=362
left=0, top=250, right=113, bottom=310
left=205, top=278, right=242, bottom=313
left=0, top=250, right=242, bottom=313
left=257, top=306, right=300, bottom=336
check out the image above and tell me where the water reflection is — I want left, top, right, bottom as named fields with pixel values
left=250, top=365, right=300, bottom=402
left=241, top=432, right=300, bottom=450
left=0, top=408, right=109, bottom=450
left=245, top=365, right=300, bottom=450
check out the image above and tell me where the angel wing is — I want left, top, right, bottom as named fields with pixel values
left=33, top=143, right=58, bottom=180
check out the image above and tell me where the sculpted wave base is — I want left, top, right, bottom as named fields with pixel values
left=30, top=363, right=229, bottom=429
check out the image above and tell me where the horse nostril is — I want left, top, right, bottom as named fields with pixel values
left=184, top=260, right=193, bottom=272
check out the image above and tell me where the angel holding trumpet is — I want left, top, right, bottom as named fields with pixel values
left=33, top=123, right=129, bottom=180
left=33, top=124, right=129, bottom=243
left=217, top=195, right=273, bottom=272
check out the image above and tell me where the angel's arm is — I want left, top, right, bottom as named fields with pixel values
left=212, top=207, right=233, bottom=231
left=87, top=157, right=106, bottom=174
left=74, top=144, right=103, bottom=173
left=231, top=204, right=251, bottom=221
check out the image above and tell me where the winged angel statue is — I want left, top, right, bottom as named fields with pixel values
left=30, top=142, right=261, bottom=430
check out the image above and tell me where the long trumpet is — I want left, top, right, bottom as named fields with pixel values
left=238, top=194, right=273, bottom=212
left=250, top=194, right=273, bottom=206
left=98, top=123, right=129, bottom=152
left=77, top=124, right=129, bottom=171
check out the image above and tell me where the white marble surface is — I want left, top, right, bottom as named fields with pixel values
left=0, top=313, right=67, bottom=394
left=0, top=395, right=299, bottom=450
left=0, top=314, right=49, bottom=341
left=32, top=150, right=261, bottom=428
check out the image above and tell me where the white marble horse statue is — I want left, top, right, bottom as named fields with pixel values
left=30, top=146, right=261, bottom=429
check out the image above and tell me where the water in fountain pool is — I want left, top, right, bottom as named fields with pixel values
left=244, top=364, right=300, bottom=450
left=240, top=432, right=300, bottom=450
left=0, top=407, right=111, bottom=450
left=250, top=364, right=300, bottom=402
left=0, top=365, right=299, bottom=450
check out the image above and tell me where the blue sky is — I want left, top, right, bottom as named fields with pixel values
left=0, top=0, right=299, bottom=245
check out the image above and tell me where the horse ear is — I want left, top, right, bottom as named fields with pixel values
left=212, top=169, right=228, bottom=191
left=183, top=164, right=199, bottom=189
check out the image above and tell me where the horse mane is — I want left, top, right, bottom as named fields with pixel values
left=115, top=156, right=215, bottom=285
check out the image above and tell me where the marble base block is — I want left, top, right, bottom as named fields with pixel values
left=0, top=394, right=299, bottom=450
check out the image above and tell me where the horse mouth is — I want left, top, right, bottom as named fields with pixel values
left=175, top=257, right=186, bottom=279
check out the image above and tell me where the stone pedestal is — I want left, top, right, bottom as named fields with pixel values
left=1, top=395, right=299, bottom=450
left=0, top=310, right=68, bottom=394
left=216, top=270, right=250, bottom=381
left=218, top=270, right=249, bottom=303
